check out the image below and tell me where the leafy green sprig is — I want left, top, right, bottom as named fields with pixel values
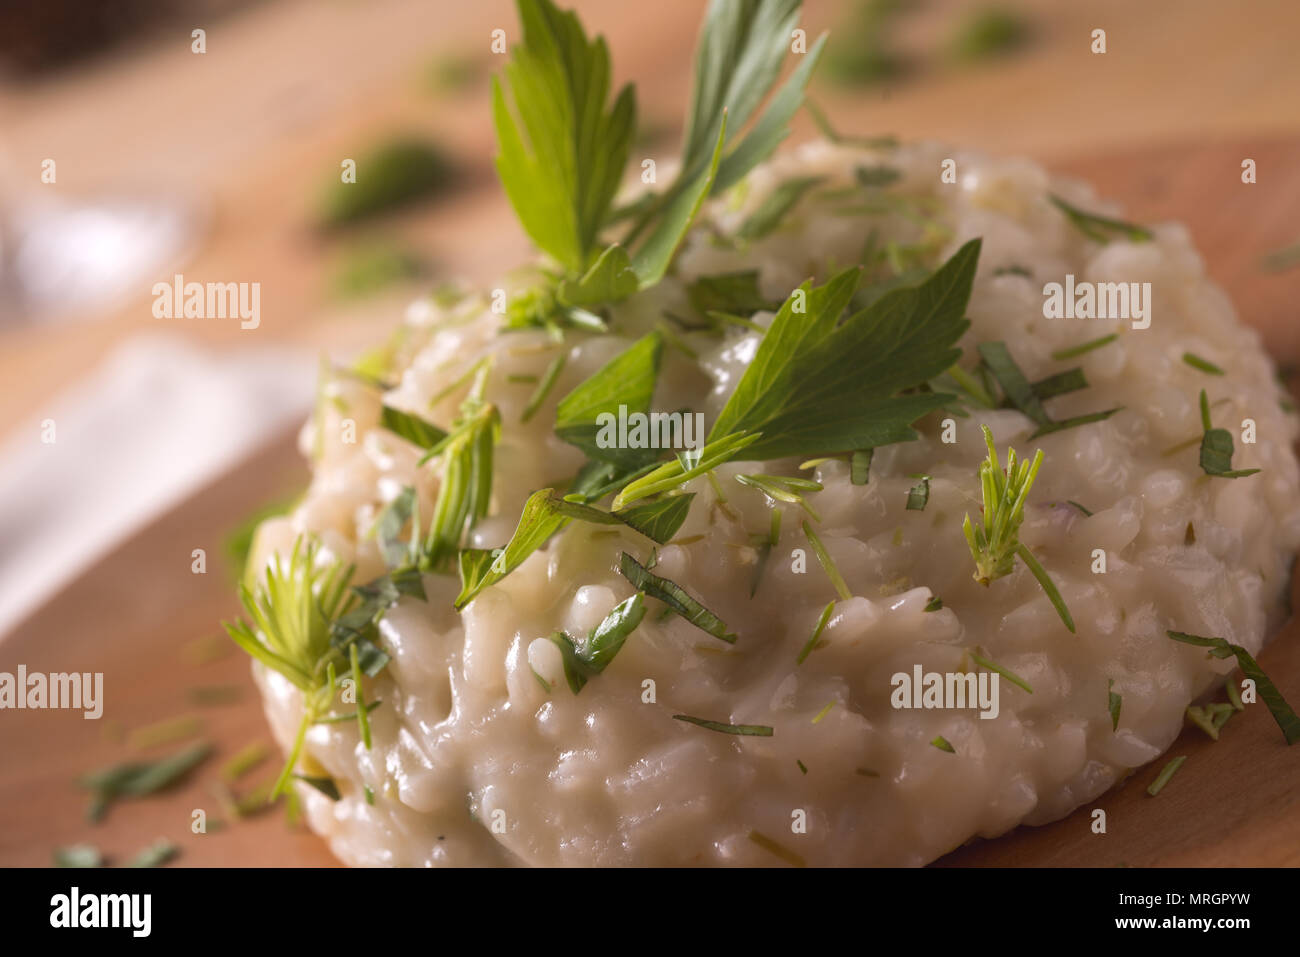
left=962, top=425, right=1075, bottom=633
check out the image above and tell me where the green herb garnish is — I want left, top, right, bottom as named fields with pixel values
left=128, top=839, right=179, bottom=869
left=319, top=139, right=454, bottom=227
left=1108, top=679, right=1122, bottom=731
left=619, top=552, right=735, bottom=643
left=738, top=175, right=826, bottom=240
left=381, top=405, right=449, bottom=451
left=1182, top=352, right=1225, bottom=376
left=1146, top=755, right=1187, bottom=796
left=1066, top=500, right=1093, bottom=517
left=931, top=735, right=955, bottom=753
left=802, top=520, right=851, bottom=601
left=1196, top=389, right=1260, bottom=478
left=796, top=601, right=835, bottom=665
left=850, top=448, right=873, bottom=485
left=80, top=741, right=213, bottom=822
left=969, top=650, right=1033, bottom=693
left=1049, top=194, right=1152, bottom=244
left=1050, top=334, right=1118, bottom=361
left=1167, top=630, right=1300, bottom=743
left=748, top=828, right=806, bottom=867
left=962, top=425, right=1075, bottom=633
left=924, top=595, right=943, bottom=612
left=673, top=714, right=773, bottom=736
left=949, top=7, right=1030, bottom=63
left=979, top=340, right=1119, bottom=437
left=54, top=844, right=104, bottom=868
left=905, top=475, right=930, bottom=511
left=521, top=353, right=567, bottom=423
left=735, top=473, right=823, bottom=519
left=548, top=593, right=646, bottom=693
left=293, top=774, right=341, bottom=801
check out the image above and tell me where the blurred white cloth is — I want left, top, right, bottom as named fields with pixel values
left=0, top=334, right=314, bottom=638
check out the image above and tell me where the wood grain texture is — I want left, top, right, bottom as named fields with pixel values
left=0, top=138, right=1297, bottom=868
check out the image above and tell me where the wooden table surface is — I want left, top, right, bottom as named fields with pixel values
left=0, top=0, right=1299, bottom=868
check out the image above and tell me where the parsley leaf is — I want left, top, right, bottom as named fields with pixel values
left=554, top=330, right=663, bottom=467
left=492, top=0, right=636, bottom=273
left=709, top=238, right=979, bottom=460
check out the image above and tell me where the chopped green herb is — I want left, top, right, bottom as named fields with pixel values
left=854, top=164, right=901, bottom=188
left=931, top=735, right=955, bottom=753
left=673, top=714, right=773, bottom=736
left=127, top=715, right=203, bottom=751
left=969, top=651, right=1033, bottom=693
left=803, top=99, right=898, bottom=149
left=619, top=552, right=735, bottom=643
left=802, top=520, right=852, bottom=601
left=521, top=353, right=567, bottom=423
left=796, top=601, right=835, bottom=665
left=1167, top=631, right=1300, bottom=743
left=330, top=243, right=426, bottom=299
left=1182, top=352, right=1225, bottom=376
left=685, top=271, right=779, bottom=321
left=1108, top=679, right=1122, bottom=731
left=850, top=448, right=873, bottom=485
left=1146, top=755, right=1187, bottom=796
left=993, top=264, right=1033, bottom=279
left=548, top=594, right=646, bottom=693
left=365, top=784, right=376, bottom=805
left=748, top=829, right=806, bottom=867
left=855, top=767, right=880, bottom=778
left=1050, top=334, right=1118, bottom=361
left=1186, top=705, right=1222, bottom=741
left=811, top=700, right=836, bottom=724
left=796, top=759, right=808, bottom=775
left=128, top=839, right=179, bottom=869
left=1226, top=677, right=1244, bottom=711
left=54, top=844, right=103, bottom=868
left=1261, top=240, right=1300, bottom=273
left=221, top=741, right=270, bottom=783
left=1066, top=500, right=1093, bottom=517
left=948, top=7, right=1030, bottom=63
left=735, top=473, right=823, bottom=519
left=962, top=425, right=1075, bottom=633
left=1031, top=368, right=1089, bottom=401
left=319, top=139, right=454, bottom=227
left=923, top=595, right=943, bottom=612
left=738, top=175, right=826, bottom=240
left=293, top=774, right=342, bottom=801
left=380, top=405, right=449, bottom=451
left=1049, top=194, right=1152, bottom=244
left=905, top=475, right=930, bottom=511
left=1197, top=389, right=1260, bottom=478
left=80, top=741, right=213, bottom=822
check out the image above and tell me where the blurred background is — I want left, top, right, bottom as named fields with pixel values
left=0, top=0, right=1299, bottom=866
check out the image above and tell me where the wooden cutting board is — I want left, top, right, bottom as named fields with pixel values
left=1, top=138, right=1298, bottom=868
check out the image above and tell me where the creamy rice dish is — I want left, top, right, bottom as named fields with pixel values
left=228, top=0, right=1300, bottom=866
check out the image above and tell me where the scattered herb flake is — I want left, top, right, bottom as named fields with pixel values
left=1049, top=194, right=1152, bottom=244
left=673, top=714, right=773, bottom=736
left=1182, top=352, right=1225, bottom=376
left=748, top=828, right=806, bottom=867
left=1167, top=630, right=1300, bottom=743
left=1146, top=755, right=1187, bottom=796
left=796, top=601, right=836, bottom=665
left=619, top=552, right=735, bottom=643
left=1197, top=389, right=1260, bottom=478
left=905, top=475, right=930, bottom=511
left=931, top=736, right=955, bottom=753
left=1050, top=334, right=1118, bottom=361
left=1108, top=679, right=1122, bottom=731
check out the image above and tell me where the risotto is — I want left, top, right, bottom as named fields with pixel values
left=242, top=136, right=1300, bottom=866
